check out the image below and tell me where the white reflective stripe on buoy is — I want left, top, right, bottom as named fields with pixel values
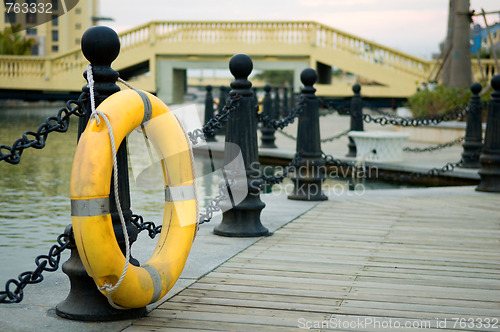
left=71, top=197, right=110, bottom=217
left=135, top=90, right=152, bottom=125
left=164, top=185, right=196, bottom=202
left=142, top=265, right=162, bottom=304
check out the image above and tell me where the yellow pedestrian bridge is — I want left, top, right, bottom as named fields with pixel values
left=0, top=21, right=495, bottom=103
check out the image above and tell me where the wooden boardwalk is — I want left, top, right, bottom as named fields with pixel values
left=125, top=188, right=500, bottom=331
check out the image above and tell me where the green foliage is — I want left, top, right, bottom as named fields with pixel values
left=253, top=70, right=293, bottom=85
left=0, top=24, right=36, bottom=55
left=407, top=85, right=470, bottom=118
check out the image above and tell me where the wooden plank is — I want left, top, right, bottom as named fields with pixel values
left=125, top=192, right=500, bottom=331
left=189, top=282, right=500, bottom=309
left=199, top=274, right=500, bottom=301
left=129, top=318, right=297, bottom=331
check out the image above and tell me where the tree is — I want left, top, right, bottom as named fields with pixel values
left=0, top=24, right=36, bottom=55
left=253, top=70, right=293, bottom=85
left=448, top=0, right=472, bottom=88
left=441, top=0, right=472, bottom=88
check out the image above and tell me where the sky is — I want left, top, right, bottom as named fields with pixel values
left=98, top=0, right=500, bottom=60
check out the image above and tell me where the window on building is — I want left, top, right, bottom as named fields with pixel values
left=5, top=11, right=16, bottom=23
left=75, top=38, right=80, bottom=45
left=26, top=28, right=37, bottom=35
left=52, top=45, right=59, bottom=52
left=52, top=30, right=58, bottom=42
left=52, top=0, right=58, bottom=11
left=26, top=12, right=37, bottom=24
left=75, top=23, right=81, bottom=30
left=75, top=8, right=81, bottom=14
left=52, top=15, right=58, bottom=26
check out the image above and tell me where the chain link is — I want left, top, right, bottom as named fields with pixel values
left=258, top=96, right=307, bottom=130
left=319, top=100, right=351, bottom=115
left=319, top=98, right=469, bottom=128
left=188, top=95, right=241, bottom=145
left=403, top=136, right=465, bottom=153
left=321, top=129, right=351, bottom=143
left=197, top=185, right=230, bottom=225
left=276, top=129, right=297, bottom=141
left=260, top=155, right=301, bottom=186
left=0, top=232, right=72, bottom=304
left=362, top=105, right=468, bottom=127
left=320, top=151, right=463, bottom=181
left=130, top=214, right=162, bottom=239
left=0, top=98, right=86, bottom=164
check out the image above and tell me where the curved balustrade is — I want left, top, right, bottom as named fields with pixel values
left=0, top=20, right=489, bottom=95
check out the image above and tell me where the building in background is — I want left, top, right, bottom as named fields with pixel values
left=1, top=0, right=99, bottom=56
left=471, top=22, right=500, bottom=57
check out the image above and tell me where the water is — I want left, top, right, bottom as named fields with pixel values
left=0, top=104, right=223, bottom=284
left=0, top=104, right=414, bottom=285
left=0, top=105, right=78, bottom=281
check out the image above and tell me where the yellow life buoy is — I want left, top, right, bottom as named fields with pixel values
left=70, top=89, right=197, bottom=308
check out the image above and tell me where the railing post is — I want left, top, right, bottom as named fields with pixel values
left=283, top=86, right=289, bottom=117
left=288, top=68, right=328, bottom=201
left=204, top=85, right=216, bottom=142
left=274, top=86, right=282, bottom=117
left=346, top=83, right=363, bottom=157
left=215, top=86, right=228, bottom=135
left=476, top=75, right=500, bottom=192
left=460, top=83, right=483, bottom=168
left=213, top=54, right=268, bottom=237
left=260, top=84, right=277, bottom=148
left=56, top=26, right=146, bottom=321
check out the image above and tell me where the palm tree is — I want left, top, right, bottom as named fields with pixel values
left=0, top=24, right=36, bottom=55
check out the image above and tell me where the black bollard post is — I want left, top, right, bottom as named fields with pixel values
left=476, top=75, right=500, bottom=192
left=213, top=54, right=268, bottom=237
left=204, top=85, right=216, bottom=142
left=346, top=84, right=363, bottom=157
left=460, top=83, right=483, bottom=168
left=56, top=26, right=146, bottom=321
left=260, top=84, right=278, bottom=148
left=283, top=86, right=289, bottom=117
left=274, top=86, right=282, bottom=117
left=288, top=68, right=328, bottom=201
left=215, top=86, right=228, bottom=135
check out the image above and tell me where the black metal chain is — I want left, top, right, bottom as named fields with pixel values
left=361, top=105, right=468, bottom=127
left=321, top=129, right=351, bottom=143
left=376, top=159, right=464, bottom=182
left=0, top=98, right=86, bottom=165
left=260, top=155, right=301, bottom=186
left=319, top=98, right=469, bottom=127
left=321, top=151, right=357, bottom=171
left=130, top=214, right=162, bottom=239
left=188, top=95, right=241, bottom=145
left=197, top=185, right=231, bottom=225
left=0, top=232, right=72, bottom=304
left=320, top=150, right=462, bottom=180
left=403, top=136, right=465, bottom=153
left=319, top=100, right=351, bottom=115
left=258, top=96, right=307, bottom=130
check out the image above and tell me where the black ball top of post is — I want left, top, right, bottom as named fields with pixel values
left=81, top=26, right=120, bottom=66
left=301, top=68, right=317, bottom=86
left=300, top=68, right=317, bottom=94
left=229, top=54, right=253, bottom=81
left=206, top=85, right=213, bottom=92
left=471, top=82, right=482, bottom=95
left=264, top=84, right=271, bottom=93
left=492, top=75, right=500, bottom=92
left=352, top=83, right=361, bottom=94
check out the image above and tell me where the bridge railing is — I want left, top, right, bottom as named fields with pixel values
left=119, top=21, right=432, bottom=79
left=0, top=20, right=492, bottom=93
left=312, top=22, right=432, bottom=80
